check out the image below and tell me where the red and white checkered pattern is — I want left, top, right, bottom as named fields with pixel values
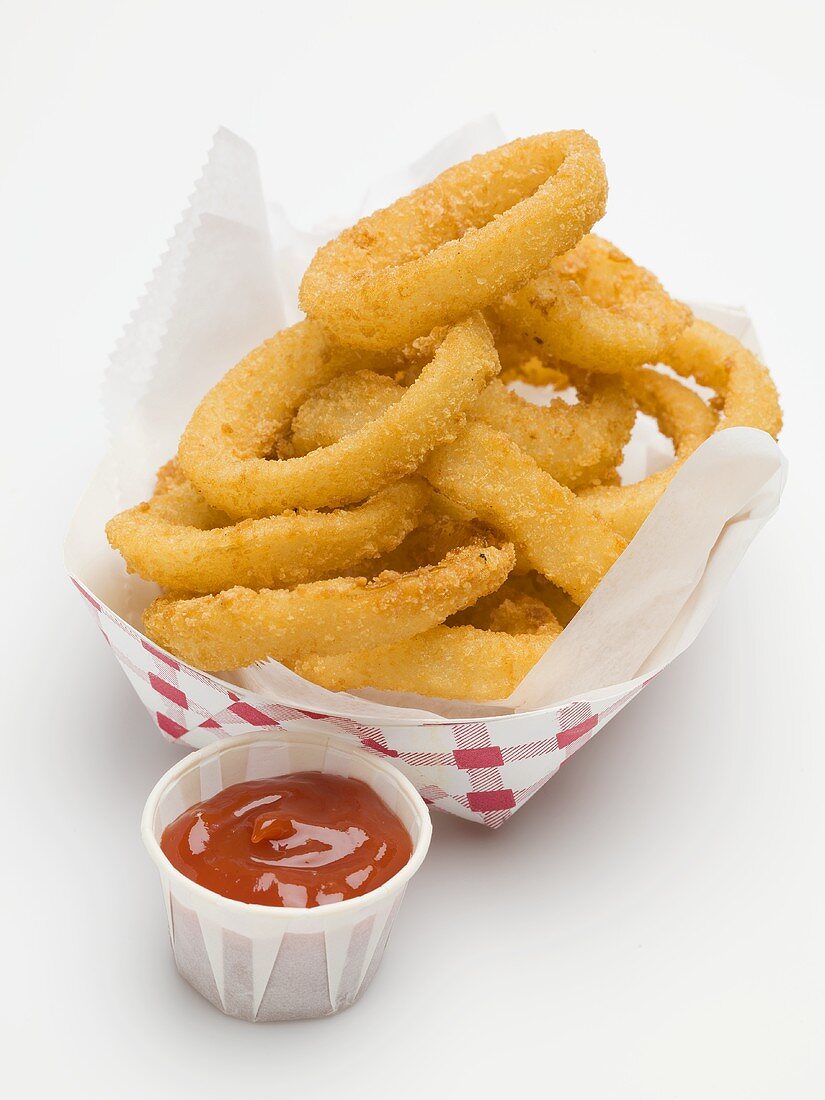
left=73, top=578, right=651, bottom=828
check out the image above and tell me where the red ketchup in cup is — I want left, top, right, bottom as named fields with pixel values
left=160, top=771, right=413, bottom=908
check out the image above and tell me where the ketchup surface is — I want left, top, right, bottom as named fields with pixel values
left=160, top=771, right=413, bottom=907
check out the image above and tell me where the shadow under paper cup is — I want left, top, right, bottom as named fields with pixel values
left=141, top=730, right=432, bottom=1022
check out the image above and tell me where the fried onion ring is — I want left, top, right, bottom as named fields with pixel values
left=665, top=319, right=783, bottom=438
left=579, top=367, right=717, bottom=539
left=299, top=131, right=607, bottom=349
left=292, top=618, right=561, bottom=701
left=288, top=370, right=399, bottom=456
left=142, top=536, right=515, bottom=671
left=423, top=423, right=626, bottom=604
left=290, top=368, right=634, bottom=490
left=179, top=314, right=500, bottom=518
left=102, top=129, right=786, bottom=703
left=473, top=375, right=635, bottom=489
left=580, top=320, right=781, bottom=538
left=490, top=235, right=691, bottom=374
left=289, top=371, right=625, bottom=602
left=106, top=461, right=430, bottom=594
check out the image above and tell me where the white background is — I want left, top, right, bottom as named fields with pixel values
left=2, top=2, right=823, bottom=1097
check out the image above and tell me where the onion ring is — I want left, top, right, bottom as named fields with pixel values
left=142, top=536, right=515, bottom=671
left=473, top=375, right=635, bottom=489
left=292, top=619, right=561, bottom=702
left=490, top=235, right=691, bottom=373
left=665, top=319, right=783, bottom=437
left=579, top=367, right=717, bottom=539
left=102, top=130, right=786, bottom=702
left=580, top=320, right=781, bottom=539
left=288, top=372, right=626, bottom=602
left=299, top=131, right=607, bottom=349
left=106, top=461, right=430, bottom=594
left=288, top=370, right=400, bottom=456
left=290, top=368, right=634, bottom=490
left=423, top=423, right=626, bottom=604
left=179, top=314, right=500, bottom=518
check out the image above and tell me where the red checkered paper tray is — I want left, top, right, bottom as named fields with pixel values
left=66, top=120, right=786, bottom=827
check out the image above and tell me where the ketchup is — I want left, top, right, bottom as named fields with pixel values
left=160, top=771, right=413, bottom=908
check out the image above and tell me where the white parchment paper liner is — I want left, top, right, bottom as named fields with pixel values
left=142, top=731, right=431, bottom=1021
left=66, top=119, right=786, bottom=825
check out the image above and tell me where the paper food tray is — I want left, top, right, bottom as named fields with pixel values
left=65, top=120, right=786, bottom=827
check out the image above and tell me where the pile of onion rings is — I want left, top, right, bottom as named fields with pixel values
left=106, top=130, right=782, bottom=701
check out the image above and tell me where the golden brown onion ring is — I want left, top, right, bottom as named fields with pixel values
left=665, top=319, right=782, bottom=437
left=423, top=423, right=626, bottom=604
left=579, top=368, right=717, bottom=539
left=106, top=461, right=430, bottom=594
left=179, top=314, right=500, bottom=518
left=580, top=320, right=781, bottom=539
left=299, top=131, right=607, bottom=349
left=289, top=372, right=625, bottom=602
left=288, top=370, right=399, bottom=456
left=473, top=375, right=635, bottom=489
left=142, top=536, right=515, bottom=671
left=490, top=235, right=691, bottom=374
left=290, top=368, right=634, bottom=490
left=292, top=619, right=561, bottom=702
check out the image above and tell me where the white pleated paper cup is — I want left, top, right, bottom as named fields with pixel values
left=141, top=730, right=432, bottom=1022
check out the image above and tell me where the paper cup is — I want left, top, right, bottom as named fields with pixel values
left=141, top=730, right=432, bottom=1022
